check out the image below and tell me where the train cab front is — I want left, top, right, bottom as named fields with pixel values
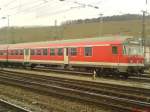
left=123, top=38, right=144, bottom=74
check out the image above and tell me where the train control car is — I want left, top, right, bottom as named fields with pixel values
left=0, top=36, right=144, bottom=77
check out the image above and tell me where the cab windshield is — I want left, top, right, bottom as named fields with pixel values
left=123, top=45, right=143, bottom=56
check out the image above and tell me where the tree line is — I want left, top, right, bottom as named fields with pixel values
left=62, top=14, right=150, bottom=25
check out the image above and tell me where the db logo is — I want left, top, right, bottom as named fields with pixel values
left=132, top=108, right=150, bottom=112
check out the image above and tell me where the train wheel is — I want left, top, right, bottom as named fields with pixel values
left=122, top=73, right=129, bottom=79
left=139, top=69, right=144, bottom=74
left=95, top=69, right=102, bottom=77
left=30, top=64, right=36, bottom=70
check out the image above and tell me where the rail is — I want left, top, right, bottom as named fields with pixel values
left=0, top=70, right=150, bottom=112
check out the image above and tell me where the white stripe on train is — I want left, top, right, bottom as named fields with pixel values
left=0, top=59, right=144, bottom=67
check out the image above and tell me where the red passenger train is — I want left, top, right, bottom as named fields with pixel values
left=0, top=36, right=144, bottom=77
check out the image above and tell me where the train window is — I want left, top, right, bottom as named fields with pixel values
left=70, top=48, right=77, bottom=56
left=14, top=50, right=16, bottom=55
left=15, top=50, right=19, bottom=55
left=57, top=48, right=63, bottom=56
left=8, top=51, right=10, bottom=55
left=123, top=46, right=127, bottom=55
left=36, top=49, right=42, bottom=55
left=3, top=51, right=6, bottom=56
left=0, top=51, right=3, bottom=55
left=20, top=50, right=24, bottom=55
left=84, top=47, right=92, bottom=56
left=4, top=51, right=7, bottom=56
left=31, top=49, right=35, bottom=55
left=43, top=48, right=48, bottom=55
left=50, top=48, right=55, bottom=56
left=11, top=50, right=14, bottom=55
left=112, top=46, right=118, bottom=54
left=10, top=51, right=12, bottom=55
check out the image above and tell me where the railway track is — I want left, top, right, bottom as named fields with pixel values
left=28, top=66, right=150, bottom=83
left=6, top=66, right=150, bottom=83
left=129, top=76, right=150, bottom=83
left=0, top=70, right=150, bottom=112
left=0, top=99, right=31, bottom=112
left=3, top=65, right=150, bottom=84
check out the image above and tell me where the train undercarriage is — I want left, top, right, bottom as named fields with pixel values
left=0, top=61, right=145, bottom=79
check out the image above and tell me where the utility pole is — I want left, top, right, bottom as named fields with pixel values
left=142, top=11, right=146, bottom=47
left=142, top=0, right=148, bottom=61
left=54, top=19, right=57, bottom=40
left=6, top=15, right=10, bottom=44
left=99, top=13, right=103, bottom=37
left=1, top=15, right=10, bottom=43
left=7, top=15, right=10, bottom=27
left=60, top=16, right=66, bottom=39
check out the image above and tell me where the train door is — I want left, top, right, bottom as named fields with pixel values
left=112, top=46, right=120, bottom=66
left=24, top=49, right=30, bottom=63
left=64, top=48, right=69, bottom=64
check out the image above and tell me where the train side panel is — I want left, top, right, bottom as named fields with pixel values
left=69, top=45, right=123, bottom=67
left=29, top=48, right=64, bottom=65
left=0, top=45, right=8, bottom=65
left=7, top=49, right=24, bottom=64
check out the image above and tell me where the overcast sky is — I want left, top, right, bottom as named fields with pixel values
left=0, top=0, right=149, bottom=27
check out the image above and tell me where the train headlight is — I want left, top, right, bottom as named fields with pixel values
left=130, top=60, right=133, bottom=63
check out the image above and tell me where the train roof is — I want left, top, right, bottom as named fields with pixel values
left=1, top=36, right=133, bottom=49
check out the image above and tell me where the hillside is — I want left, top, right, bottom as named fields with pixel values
left=0, top=14, right=150, bottom=44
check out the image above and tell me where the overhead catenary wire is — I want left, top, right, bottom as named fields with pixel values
left=0, top=0, right=108, bottom=27
left=36, top=7, right=83, bottom=17
left=35, top=0, right=101, bottom=17
left=93, top=0, right=109, bottom=5
left=1, top=0, right=101, bottom=18
left=35, top=0, right=101, bottom=18
left=0, top=0, right=51, bottom=17
left=2, top=0, right=18, bottom=7
left=7, top=0, right=46, bottom=11
left=2, top=0, right=75, bottom=17
left=13, top=1, right=66, bottom=17
left=14, top=2, right=49, bottom=15
left=0, top=0, right=50, bottom=14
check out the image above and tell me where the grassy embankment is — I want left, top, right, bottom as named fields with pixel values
left=0, top=19, right=150, bottom=44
